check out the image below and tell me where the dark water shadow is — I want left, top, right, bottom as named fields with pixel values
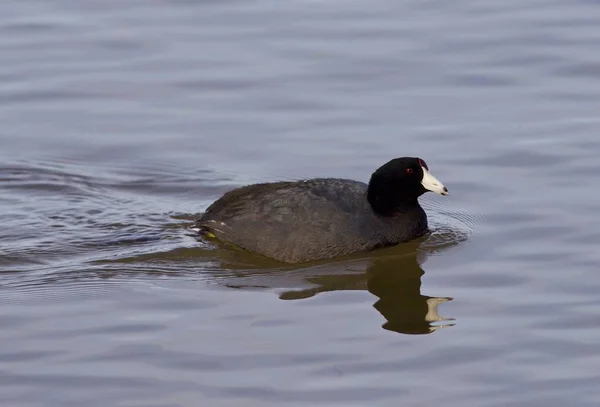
left=279, top=250, right=454, bottom=335
left=207, top=232, right=462, bottom=335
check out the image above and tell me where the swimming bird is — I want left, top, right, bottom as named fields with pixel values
left=192, top=157, right=448, bottom=263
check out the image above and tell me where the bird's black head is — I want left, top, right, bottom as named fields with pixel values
left=367, top=157, right=448, bottom=216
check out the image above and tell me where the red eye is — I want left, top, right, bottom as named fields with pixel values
left=406, top=168, right=414, bottom=174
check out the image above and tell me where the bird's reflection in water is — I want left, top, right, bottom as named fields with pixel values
left=369, top=255, right=454, bottom=335
left=275, top=245, right=454, bottom=335
left=211, top=236, right=457, bottom=336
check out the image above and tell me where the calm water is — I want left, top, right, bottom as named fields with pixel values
left=2, top=0, right=600, bottom=405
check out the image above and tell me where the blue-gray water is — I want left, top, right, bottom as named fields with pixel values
left=2, top=0, right=600, bottom=406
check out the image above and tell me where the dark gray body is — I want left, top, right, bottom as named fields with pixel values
left=194, top=178, right=429, bottom=263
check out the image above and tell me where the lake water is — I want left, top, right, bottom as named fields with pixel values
left=2, top=0, right=600, bottom=405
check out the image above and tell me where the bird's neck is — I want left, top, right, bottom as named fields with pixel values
left=367, top=188, right=421, bottom=217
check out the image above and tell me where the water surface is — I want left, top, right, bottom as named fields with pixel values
left=2, top=0, right=600, bottom=405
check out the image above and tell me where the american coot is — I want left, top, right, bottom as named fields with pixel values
left=193, top=157, right=448, bottom=263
